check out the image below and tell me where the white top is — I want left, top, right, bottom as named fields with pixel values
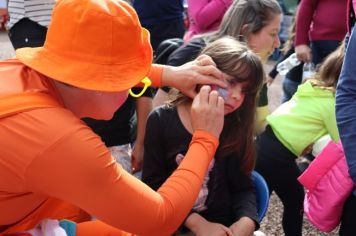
left=7, top=0, right=55, bottom=29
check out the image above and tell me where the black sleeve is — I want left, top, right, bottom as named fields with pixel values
left=141, top=109, right=169, bottom=191
left=141, top=108, right=193, bottom=234
left=160, top=38, right=206, bottom=93
left=227, top=156, right=259, bottom=229
left=167, top=38, right=205, bottom=66
left=268, top=64, right=279, bottom=79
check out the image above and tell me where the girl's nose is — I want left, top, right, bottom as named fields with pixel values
left=230, top=86, right=243, bottom=100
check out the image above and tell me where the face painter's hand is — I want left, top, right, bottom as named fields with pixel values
left=190, top=85, right=224, bottom=139
left=161, top=55, right=227, bottom=98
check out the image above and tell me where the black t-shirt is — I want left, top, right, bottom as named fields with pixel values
left=167, top=37, right=206, bottom=66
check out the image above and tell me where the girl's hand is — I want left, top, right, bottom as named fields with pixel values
left=162, top=55, right=227, bottom=98
left=194, top=221, right=233, bottom=236
left=190, top=85, right=224, bottom=139
left=229, top=217, right=256, bottom=236
left=185, top=213, right=233, bottom=236
left=131, top=143, right=143, bottom=174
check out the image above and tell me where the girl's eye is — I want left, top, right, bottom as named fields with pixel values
left=227, top=80, right=236, bottom=86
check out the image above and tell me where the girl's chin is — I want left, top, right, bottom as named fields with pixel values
left=223, top=106, right=234, bottom=115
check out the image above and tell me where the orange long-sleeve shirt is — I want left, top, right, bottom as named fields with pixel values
left=0, top=60, right=219, bottom=235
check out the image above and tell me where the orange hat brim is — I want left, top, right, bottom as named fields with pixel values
left=16, top=29, right=153, bottom=92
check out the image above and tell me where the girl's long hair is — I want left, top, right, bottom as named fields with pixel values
left=281, top=16, right=296, bottom=54
left=168, top=37, right=264, bottom=173
left=309, top=41, right=345, bottom=93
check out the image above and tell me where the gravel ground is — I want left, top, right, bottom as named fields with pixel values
left=0, top=31, right=340, bottom=236
left=260, top=192, right=339, bottom=236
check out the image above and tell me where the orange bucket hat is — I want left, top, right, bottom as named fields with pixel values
left=16, top=0, right=153, bottom=92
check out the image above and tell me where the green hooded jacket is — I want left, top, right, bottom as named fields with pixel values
left=267, top=80, right=340, bottom=156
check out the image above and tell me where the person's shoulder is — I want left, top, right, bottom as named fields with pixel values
left=146, top=105, right=179, bottom=134
left=2, top=106, right=96, bottom=157
left=21, top=107, right=89, bottom=138
left=182, top=37, right=206, bottom=51
left=150, top=105, right=176, bottom=118
left=167, top=37, right=206, bottom=66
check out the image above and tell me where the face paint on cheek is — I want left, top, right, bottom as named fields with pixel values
left=211, top=85, right=229, bottom=101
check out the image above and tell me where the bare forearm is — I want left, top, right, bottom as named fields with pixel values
left=230, top=217, right=256, bottom=236
left=135, top=97, right=152, bottom=145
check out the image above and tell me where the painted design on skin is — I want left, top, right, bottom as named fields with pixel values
left=211, top=85, right=229, bottom=101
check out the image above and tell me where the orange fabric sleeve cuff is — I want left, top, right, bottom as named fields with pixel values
left=147, top=64, right=164, bottom=88
left=191, top=130, right=219, bottom=148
